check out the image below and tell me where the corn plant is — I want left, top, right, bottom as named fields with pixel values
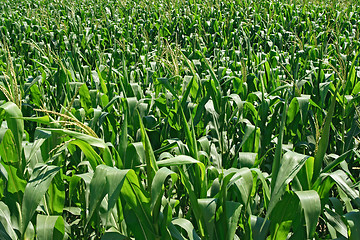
left=0, top=0, right=360, bottom=239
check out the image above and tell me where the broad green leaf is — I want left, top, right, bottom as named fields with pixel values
left=227, top=168, right=253, bottom=213
left=344, top=210, right=360, bottom=240
left=233, top=121, right=255, bottom=159
left=329, top=197, right=344, bottom=215
left=79, top=83, right=92, bottom=112
left=24, top=75, right=42, bottom=94
left=101, top=228, right=127, bottom=240
left=198, top=198, right=217, bottom=239
left=314, top=170, right=360, bottom=209
left=251, top=168, right=270, bottom=209
left=103, top=96, right=122, bottom=111
left=156, top=155, right=201, bottom=167
left=151, top=167, right=177, bottom=222
left=167, top=222, right=187, bottom=240
left=0, top=130, right=26, bottom=202
left=0, top=102, right=24, bottom=156
left=38, top=128, right=113, bottom=166
left=86, top=165, right=129, bottom=228
left=286, top=97, right=299, bottom=125
left=269, top=191, right=298, bottom=240
left=46, top=173, right=65, bottom=215
left=250, top=215, right=269, bottom=240
left=266, top=151, right=310, bottom=222
left=36, top=215, right=64, bottom=240
left=85, top=165, right=107, bottom=228
left=21, top=116, right=50, bottom=125
left=237, top=152, right=257, bottom=168
left=324, top=207, right=348, bottom=238
left=321, top=150, right=353, bottom=174
left=225, top=201, right=243, bottom=240
left=104, top=167, right=130, bottom=226
left=242, top=126, right=260, bottom=153
left=296, top=95, right=310, bottom=124
left=158, top=77, right=179, bottom=100
left=296, top=156, right=314, bottom=190
left=329, top=171, right=360, bottom=208
left=21, top=163, right=60, bottom=235
left=125, top=142, right=145, bottom=169
left=69, top=139, right=104, bottom=170
left=38, top=128, right=106, bottom=149
left=121, top=170, right=155, bottom=239
left=0, top=201, right=17, bottom=240
left=25, top=130, right=50, bottom=168
left=172, top=218, right=201, bottom=240
left=151, top=168, right=177, bottom=209
left=0, top=222, right=12, bottom=240
left=294, top=190, right=321, bottom=238
left=24, top=221, right=35, bottom=240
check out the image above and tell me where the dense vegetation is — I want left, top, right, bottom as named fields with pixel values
left=0, top=0, right=360, bottom=239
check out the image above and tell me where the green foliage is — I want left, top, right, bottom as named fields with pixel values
left=0, top=0, right=359, bottom=239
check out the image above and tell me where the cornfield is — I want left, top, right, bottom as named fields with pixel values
left=0, top=0, right=360, bottom=239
